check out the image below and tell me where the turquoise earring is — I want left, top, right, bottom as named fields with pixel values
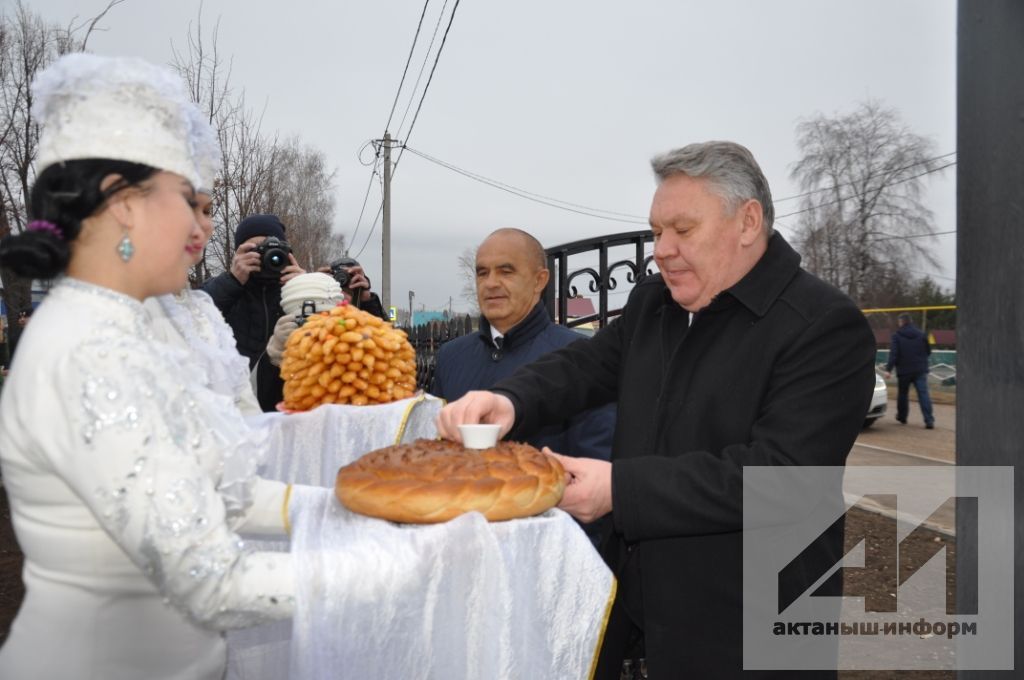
left=117, top=229, right=134, bottom=262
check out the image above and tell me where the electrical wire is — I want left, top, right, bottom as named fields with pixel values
left=404, top=146, right=648, bottom=219
left=352, top=201, right=384, bottom=260
left=357, top=139, right=379, bottom=166
left=871, top=229, right=956, bottom=243
left=402, top=145, right=649, bottom=223
left=398, top=147, right=956, bottom=232
left=350, top=1, right=456, bottom=266
left=395, top=0, right=451, bottom=141
left=774, top=161, right=957, bottom=221
left=393, top=0, right=461, bottom=171
left=348, top=162, right=380, bottom=253
left=384, top=0, right=432, bottom=135
left=773, top=151, right=957, bottom=204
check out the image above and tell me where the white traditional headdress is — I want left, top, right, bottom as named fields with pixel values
left=184, top=102, right=221, bottom=194
left=32, top=53, right=212, bottom=189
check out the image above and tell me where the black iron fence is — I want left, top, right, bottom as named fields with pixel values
left=399, top=314, right=475, bottom=391
left=543, top=230, right=655, bottom=329
left=404, top=229, right=655, bottom=389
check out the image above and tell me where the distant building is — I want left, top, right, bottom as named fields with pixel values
left=566, top=296, right=596, bottom=320
left=411, top=310, right=449, bottom=326
left=552, top=296, right=599, bottom=336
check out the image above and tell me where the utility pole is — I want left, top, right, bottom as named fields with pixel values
left=408, top=290, right=415, bottom=327
left=381, top=132, right=394, bottom=310
left=957, top=4, right=1024, bottom=675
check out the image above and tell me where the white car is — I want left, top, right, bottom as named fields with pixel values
left=863, top=371, right=888, bottom=428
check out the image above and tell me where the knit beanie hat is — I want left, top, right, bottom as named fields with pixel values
left=235, top=214, right=286, bottom=246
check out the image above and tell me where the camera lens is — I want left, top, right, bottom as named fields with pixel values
left=263, top=248, right=287, bottom=273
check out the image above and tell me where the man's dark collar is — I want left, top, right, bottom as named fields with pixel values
left=477, top=300, right=550, bottom=349
left=724, top=232, right=801, bottom=317
left=661, top=232, right=802, bottom=317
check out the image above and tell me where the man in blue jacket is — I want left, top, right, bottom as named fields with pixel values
left=884, top=312, right=935, bottom=428
left=431, top=228, right=616, bottom=542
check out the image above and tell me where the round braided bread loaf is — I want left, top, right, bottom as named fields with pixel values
left=335, top=438, right=566, bottom=523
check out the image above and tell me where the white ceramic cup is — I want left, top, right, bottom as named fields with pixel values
left=458, top=423, right=501, bottom=450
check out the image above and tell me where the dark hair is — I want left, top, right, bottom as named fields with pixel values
left=0, top=159, right=158, bottom=279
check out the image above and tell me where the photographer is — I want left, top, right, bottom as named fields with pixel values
left=203, top=214, right=306, bottom=411
left=321, top=257, right=389, bottom=321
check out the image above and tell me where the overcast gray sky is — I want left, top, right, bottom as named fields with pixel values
left=26, top=0, right=958, bottom=313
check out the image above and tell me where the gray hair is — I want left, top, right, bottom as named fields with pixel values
left=651, top=141, right=774, bottom=236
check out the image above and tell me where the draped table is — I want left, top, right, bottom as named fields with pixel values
left=227, top=395, right=614, bottom=680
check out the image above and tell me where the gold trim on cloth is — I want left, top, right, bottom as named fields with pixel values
left=393, top=393, right=428, bottom=445
left=587, top=576, right=618, bottom=680
left=281, top=483, right=294, bottom=535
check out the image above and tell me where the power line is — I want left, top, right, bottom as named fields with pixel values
left=404, top=146, right=647, bottom=219
left=773, top=151, right=957, bottom=204
left=774, top=161, right=957, bottom=221
left=908, top=268, right=955, bottom=282
left=353, top=201, right=384, bottom=260
left=384, top=0, right=432, bottom=135
left=394, top=0, right=462, bottom=170
left=356, top=139, right=378, bottom=166
left=871, top=229, right=956, bottom=243
left=395, top=0, right=451, bottom=142
left=397, top=146, right=957, bottom=232
left=402, top=145, right=649, bottom=223
left=347, top=162, right=380, bottom=254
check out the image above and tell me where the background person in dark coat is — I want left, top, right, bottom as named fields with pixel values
left=436, top=142, right=876, bottom=679
left=431, top=228, right=616, bottom=542
left=884, top=312, right=934, bottom=428
left=202, top=214, right=305, bottom=411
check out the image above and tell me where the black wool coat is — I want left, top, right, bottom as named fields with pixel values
left=493, top=234, right=876, bottom=678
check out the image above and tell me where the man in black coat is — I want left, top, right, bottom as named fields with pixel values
left=436, top=142, right=876, bottom=678
left=884, top=312, right=935, bottom=428
left=202, top=214, right=305, bottom=411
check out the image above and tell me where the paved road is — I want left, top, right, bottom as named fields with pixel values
left=853, top=400, right=956, bottom=463
left=846, top=399, right=956, bottom=534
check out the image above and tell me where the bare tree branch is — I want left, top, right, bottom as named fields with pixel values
left=78, top=0, right=127, bottom=49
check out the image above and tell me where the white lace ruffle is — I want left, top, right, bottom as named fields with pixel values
left=156, top=291, right=253, bottom=412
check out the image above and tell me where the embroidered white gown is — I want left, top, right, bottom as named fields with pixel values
left=0, top=279, right=295, bottom=680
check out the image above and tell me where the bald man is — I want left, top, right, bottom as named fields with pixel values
left=431, top=228, right=616, bottom=542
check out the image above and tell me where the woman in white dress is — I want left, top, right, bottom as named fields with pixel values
left=0, top=54, right=299, bottom=680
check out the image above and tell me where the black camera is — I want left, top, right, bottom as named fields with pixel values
left=254, top=237, right=293, bottom=278
left=329, top=257, right=360, bottom=288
